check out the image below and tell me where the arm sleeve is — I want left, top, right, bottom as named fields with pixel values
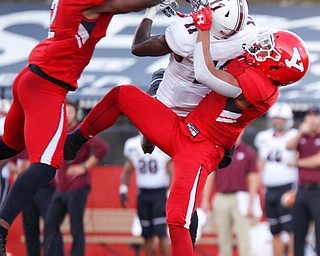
left=194, top=42, right=242, bottom=98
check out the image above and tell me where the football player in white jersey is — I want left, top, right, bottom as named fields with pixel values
left=119, top=133, right=172, bottom=256
left=254, top=102, right=299, bottom=256
left=132, top=0, right=258, bottom=117
left=132, top=0, right=257, bottom=163
left=131, top=0, right=257, bottom=247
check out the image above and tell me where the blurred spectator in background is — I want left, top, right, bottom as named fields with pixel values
left=43, top=100, right=109, bottom=256
left=119, top=133, right=172, bottom=256
left=202, top=132, right=261, bottom=256
left=8, top=151, right=55, bottom=256
left=286, top=106, right=320, bottom=256
left=254, top=102, right=298, bottom=256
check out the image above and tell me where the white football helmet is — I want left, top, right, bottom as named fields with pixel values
left=267, top=102, right=294, bottom=130
left=209, top=0, right=248, bottom=39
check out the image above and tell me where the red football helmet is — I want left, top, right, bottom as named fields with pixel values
left=244, top=29, right=310, bottom=86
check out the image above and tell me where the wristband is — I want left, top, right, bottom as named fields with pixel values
left=144, top=7, right=157, bottom=21
left=119, top=184, right=128, bottom=194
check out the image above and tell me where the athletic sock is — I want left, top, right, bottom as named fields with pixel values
left=64, top=128, right=88, bottom=161
left=0, top=163, right=56, bottom=225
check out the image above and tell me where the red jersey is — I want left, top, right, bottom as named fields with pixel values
left=185, top=56, right=279, bottom=150
left=29, top=0, right=113, bottom=89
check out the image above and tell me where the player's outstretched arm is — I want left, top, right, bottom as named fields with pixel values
left=131, top=1, right=178, bottom=56
left=132, top=19, right=171, bottom=57
left=83, top=0, right=162, bottom=19
left=119, top=158, right=134, bottom=208
left=191, top=7, right=242, bottom=98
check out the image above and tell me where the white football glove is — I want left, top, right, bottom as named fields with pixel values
left=189, top=0, right=209, bottom=12
left=158, top=0, right=179, bottom=17
left=144, top=0, right=179, bottom=20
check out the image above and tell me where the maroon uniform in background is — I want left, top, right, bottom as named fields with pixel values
left=207, top=140, right=258, bottom=256
left=215, top=140, right=257, bottom=193
left=288, top=112, right=320, bottom=256
left=297, top=133, right=320, bottom=184
left=56, top=127, right=109, bottom=192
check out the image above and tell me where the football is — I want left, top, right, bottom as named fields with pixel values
left=281, top=189, right=297, bottom=208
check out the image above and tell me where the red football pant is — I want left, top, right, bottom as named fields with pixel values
left=3, top=67, right=68, bottom=168
left=79, top=85, right=223, bottom=254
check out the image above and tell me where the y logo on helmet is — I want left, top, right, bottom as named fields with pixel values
left=285, top=47, right=304, bottom=72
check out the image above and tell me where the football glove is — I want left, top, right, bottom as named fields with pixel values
left=119, top=184, right=129, bottom=208
left=189, top=0, right=209, bottom=12
left=160, top=0, right=179, bottom=17
left=120, top=193, right=128, bottom=208
left=144, top=0, right=179, bottom=20
left=190, top=6, right=212, bottom=31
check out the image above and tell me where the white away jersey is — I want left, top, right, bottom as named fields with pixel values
left=254, top=128, right=299, bottom=187
left=156, top=16, right=258, bottom=117
left=124, top=135, right=171, bottom=189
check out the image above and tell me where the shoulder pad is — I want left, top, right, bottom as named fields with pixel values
left=165, top=17, right=197, bottom=57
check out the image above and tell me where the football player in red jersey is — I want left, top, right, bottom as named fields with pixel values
left=0, top=0, right=165, bottom=254
left=64, top=6, right=310, bottom=256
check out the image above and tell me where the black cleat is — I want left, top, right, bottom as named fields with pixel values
left=64, top=128, right=88, bottom=161
left=141, top=136, right=155, bottom=154
left=0, top=234, right=7, bottom=256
